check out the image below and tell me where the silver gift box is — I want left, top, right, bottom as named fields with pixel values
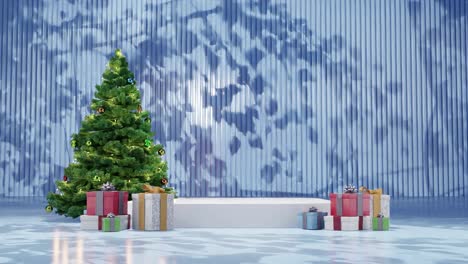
left=132, top=193, right=174, bottom=231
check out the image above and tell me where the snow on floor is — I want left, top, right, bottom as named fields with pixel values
left=0, top=198, right=467, bottom=264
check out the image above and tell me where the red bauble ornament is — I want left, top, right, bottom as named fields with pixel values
left=63, top=175, right=68, bottom=181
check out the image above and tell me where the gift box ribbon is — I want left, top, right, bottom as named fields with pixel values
left=336, top=193, right=364, bottom=216
left=333, top=216, right=341, bottom=230
left=360, top=187, right=383, bottom=217
left=137, top=193, right=169, bottom=230
left=372, top=193, right=382, bottom=218
left=109, top=218, right=116, bottom=231
left=378, top=217, right=384, bottom=230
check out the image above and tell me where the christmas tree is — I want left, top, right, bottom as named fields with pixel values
left=47, top=49, right=174, bottom=218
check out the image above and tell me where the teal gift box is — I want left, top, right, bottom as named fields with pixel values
left=297, top=208, right=328, bottom=230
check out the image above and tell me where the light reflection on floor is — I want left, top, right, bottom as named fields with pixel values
left=1, top=198, right=468, bottom=264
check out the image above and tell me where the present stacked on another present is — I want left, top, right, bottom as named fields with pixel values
left=297, top=207, right=328, bottom=230
left=360, top=186, right=391, bottom=231
left=325, top=185, right=372, bottom=231
left=80, top=182, right=130, bottom=231
left=132, top=184, right=174, bottom=231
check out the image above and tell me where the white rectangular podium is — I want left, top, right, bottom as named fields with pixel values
left=128, top=197, right=330, bottom=228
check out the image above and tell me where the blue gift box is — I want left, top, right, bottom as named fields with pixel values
left=297, top=209, right=328, bottom=230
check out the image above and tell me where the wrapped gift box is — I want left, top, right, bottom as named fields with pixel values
left=86, top=191, right=128, bottom=216
left=132, top=193, right=174, bottom=231
left=324, top=216, right=363, bottom=231
left=297, top=210, right=328, bottom=230
left=102, top=217, right=121, bottom=232
left=80, top=214, right=130, bottom=230
left=370, top=194, right=391, bottom=218
left=373, top=217, right=390, bottom=231
left=330, top=193, right=371, bottom=216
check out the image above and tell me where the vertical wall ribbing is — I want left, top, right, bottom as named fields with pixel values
left=0, top=0, right=466, bottom=198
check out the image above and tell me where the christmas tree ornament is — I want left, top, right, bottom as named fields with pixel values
left=161, top=178, right=168, bottom=185
left=144, top=139, right=151, bottom=147
left=145, top=117, right=151, bottom=123
left=98, top=107, right=105, bottom=113
left=86, top=141, right=92, bottom=146
left=93, top=176, right=101, bottom=182
left=71, top=140, right=76, bottom=148
left=101, top=182, right=116, bottom=191
left=127, top=78, right=134, bottom=84
left=137, top=105, right=142, bottom=113
left=63, top=175, right=68, bottom=181
left=146, top=176, right=151, bottom=181
left=158, top=148, right=166, bottom=156
left=157, top=167, right=162, bottom=173
left=45, top=205, right=53, bottom=213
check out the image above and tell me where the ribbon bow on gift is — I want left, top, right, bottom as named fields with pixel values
left=359, top=186, right=383, bottom=195
left=308, top=207, right=318, bottom=212
left=142, top=184, right=166, bottom=194
left=101, top=182, right=116, bottom=191
left=107, top=213, right=116, bottom=218
left=344, top=185, right=357, bottom=193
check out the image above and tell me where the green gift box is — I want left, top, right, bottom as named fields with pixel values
left=102, top=216, right=121, bottom=232
left=372, top=217, right=389, bottom=231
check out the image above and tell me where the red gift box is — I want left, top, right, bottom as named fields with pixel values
left=332, top=216, right=363, bottom=230
left=86, top=191, right=128, bottom=216
left=330, top=193, right=370, bottom=216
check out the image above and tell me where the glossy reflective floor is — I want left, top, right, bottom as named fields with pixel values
left=1, top=198, right=468, bottom=264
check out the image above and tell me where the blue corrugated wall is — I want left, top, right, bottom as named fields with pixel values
left=0, top=0, right=467, bottom=198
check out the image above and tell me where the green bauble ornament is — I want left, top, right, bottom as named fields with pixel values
left=71, top=140, right=76, bottom=148
left=93, top=176, right=101, bottom=182
left=144, top=139, right=151, bottom=147
left=45, top=205, right=53, bottom=213
left=157, top=148, right=166, bottom=156
left=145, top=117, right=151, bottom=123
left=86, top=141, right=92, bottom=146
